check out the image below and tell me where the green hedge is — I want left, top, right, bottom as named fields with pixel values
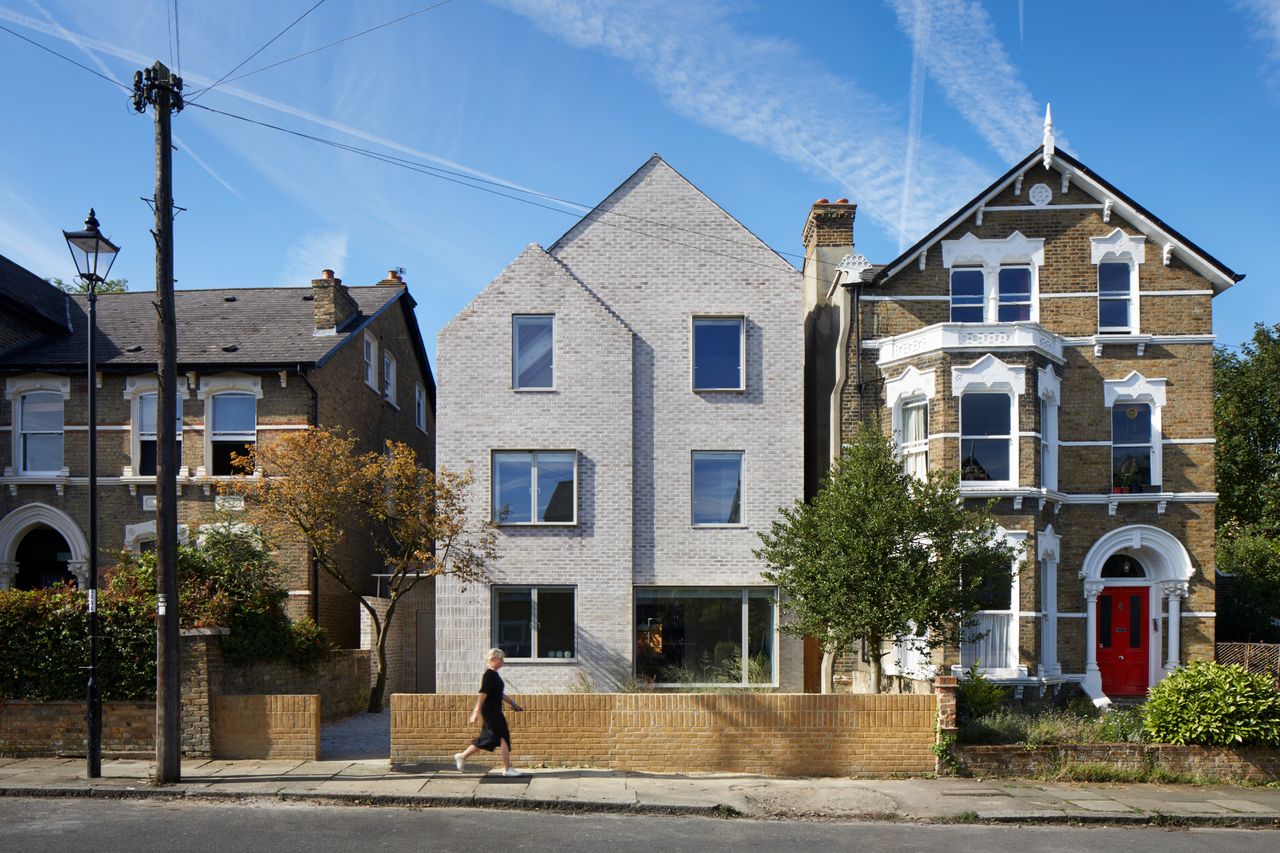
left=1143, top=661, right=1280, bottom=746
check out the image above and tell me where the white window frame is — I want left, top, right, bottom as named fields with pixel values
left=1038, top=366, right=1060, bottom=491
left=382, top=351, right=397, bottom=406
left=690, top=450, right=746, bottom=527
left=634, top=587, right=780, bottom=688
left=886, top=366, right=937, bottom=480
left=490, top=585, right=577, bottom=661
left=957, top=528, right=1028, bottom=679
left=1091, top=228, right=1146, bottom=335
left=363, top=333, right=378, bottom=390
left=490, top=450, right=579, bottom=526
left=1104, top=371, right=1167, bottom=493
left=885, top=623, right=935, bottom=681
left=414, top=384, right=428, bottom=433
left=940, top=231, right=1045, bottom=324
left=512, top=314, right=555, bottom=391
left=122, top=374, right=190, bottom=478
left=949, top=267, right=985, bottom=323
left=996, top=265, right=1034, bottom=323
left=196, top=374, right=263, bottom=478
left=691, top=315, right=746, bottom=392
left=952, top=354, right=1025, bottom=490
left=5, top=375, right=71, bottom=477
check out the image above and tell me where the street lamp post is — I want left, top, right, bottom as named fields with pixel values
left=63, top=209, right=119, bottom=780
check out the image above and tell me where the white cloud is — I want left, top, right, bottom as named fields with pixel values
left=0, top=184, right=76, bottom=279
left=280, top=230, right=348, bottom=286
left=886, top=0, right=1047, bottom=164
left=1239, top=0, right=1280, bottom=85
left=487, top=0, right=992, bottom=244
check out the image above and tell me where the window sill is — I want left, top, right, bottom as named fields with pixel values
left=692, top=387, right=746, bottom=394
left=691, top=523, right=749, bottom=529
left=384, top=398, right=399, bottom=410
left=501, top=658, right=580, bottom=665
left=646, top=681, right=778, bottom=690
left=494, top=521, right=579, bottom=528
left=512, top=386, right=557, bottom=393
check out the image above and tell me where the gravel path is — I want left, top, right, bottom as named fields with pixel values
left=320, top=709, right=389, bottom=760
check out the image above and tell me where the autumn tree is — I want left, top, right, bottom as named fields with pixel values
left=226, top=428, right=495, bottom=711
left=755, top=423, right=1016, bottom=693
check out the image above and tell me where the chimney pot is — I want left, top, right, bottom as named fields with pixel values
left=321, top=269, right=334, bottom=280
left=816, top=198, right=829, bottom=204
left=835, top=198, right=849, bottom=204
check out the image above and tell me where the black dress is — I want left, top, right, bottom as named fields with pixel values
left=471, top=668, right=511, bottom=751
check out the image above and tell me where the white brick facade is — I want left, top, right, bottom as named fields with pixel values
left=436, top=158, right=804, bottom=692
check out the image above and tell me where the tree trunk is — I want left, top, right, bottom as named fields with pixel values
left=868, top=646, right=883, bottom=694
left=821, top=650, right=835, bottom=694
left=368, top=621, right=389, bottom=713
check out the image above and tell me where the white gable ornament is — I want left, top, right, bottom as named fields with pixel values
left=1028, top=183, right=1053, bottom=207
left=1090, top=228, right=1147, bottom=265
left=836, top=253, right=872, bottom=285
left=952, top=353, right=1027, bottom=396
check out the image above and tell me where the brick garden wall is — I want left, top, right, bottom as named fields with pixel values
left=391, top=692, right=937, bottom=776
left=222, top=649, right=371, bottom=723
left=211, top=694, right=320, bottom=760
left=0, top=701, right=154, bottom=757
left=953, top=744, right=1280, bottom=783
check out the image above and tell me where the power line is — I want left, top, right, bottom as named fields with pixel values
left=0, top=23, right=130, bottom=91
left=189, top=0, right=330, bottom=103
left=187, top=103, right=824, bottom=277
left=217, top=0, right=455, bottom=88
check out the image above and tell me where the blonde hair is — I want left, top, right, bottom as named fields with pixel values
left=485, top=648, right=505, bottom=662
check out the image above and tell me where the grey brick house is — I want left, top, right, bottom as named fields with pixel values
left=436, top=156, right=804, bottom=692
left=0, top=258, right=435, bottom=651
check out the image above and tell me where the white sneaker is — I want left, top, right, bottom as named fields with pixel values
left=502, top=768, right=524, bottom=777
left=453, top=753, right=465, bottom=771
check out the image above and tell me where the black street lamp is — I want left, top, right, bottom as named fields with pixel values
left=63, top=209, right=119, bottom=780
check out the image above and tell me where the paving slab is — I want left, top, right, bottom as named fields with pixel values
left=1064, top=798, right=1135, bottom=812
left=1207, top=799, right=1280, bottom=814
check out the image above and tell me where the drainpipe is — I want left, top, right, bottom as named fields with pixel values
left=296, top=364, right=320, bottom=622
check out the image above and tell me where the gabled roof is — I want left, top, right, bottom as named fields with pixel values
left=0, top=252, right=70, bottom=332
left=0, top=285, right=405, bottom=370
left=870, top=147, right=1244, bottom=294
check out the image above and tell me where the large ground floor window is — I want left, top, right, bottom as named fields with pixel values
left=492, top=586, right=576, bottom=660
left=635, top=587, right=775, bottom=685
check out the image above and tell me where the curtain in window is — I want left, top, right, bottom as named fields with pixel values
left=960, top=612, right=1012, bottom=670
left=902, top=402, right=928, bottom=479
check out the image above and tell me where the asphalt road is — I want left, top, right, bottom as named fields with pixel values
left=1, top=797, right=1276, bottom=852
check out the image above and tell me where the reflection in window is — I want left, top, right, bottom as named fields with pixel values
left=18, top=391, right=64, bottom=473
left=635, top=588, right=775, bottom=684
left=950, top=269, right=984, bottom=323
left=138, top=392, right=183, bottom=476
left=493, top=586, right=575, bottom=659
left=692, top=451, right=743, bottom=525
left=513, top=315, right=554, bottom=389
left=491, top=451, right=576, bottom=524
left=210, top=393, right=256, bottom=476
left=1111, top=403, right=1154, bottom=492
left=960, top=393, right=1011, bottom=482
left=692, top=317, right=744, bottom=390
left=997, top=267, right=1031, bottom=322
left=1098, top=262, right=1132, bottom=332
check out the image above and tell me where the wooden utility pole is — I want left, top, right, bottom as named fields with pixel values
left=133, top=60, right=183, bottom=785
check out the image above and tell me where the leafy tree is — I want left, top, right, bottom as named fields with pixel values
left=1214, top=324, right=1280, bottom=641
left=47, top=276, right=128, bottom=294
left=756, top=423, right=1016, bottom=693
left=227, top=428, right=495, bottom=712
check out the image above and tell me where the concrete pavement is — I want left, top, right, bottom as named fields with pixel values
left=1, top=757, right=1279, bottom=825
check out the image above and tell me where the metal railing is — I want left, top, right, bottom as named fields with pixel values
left=1216, top=642, right=1280, bottom=676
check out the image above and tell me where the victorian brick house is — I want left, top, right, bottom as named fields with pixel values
left=0, top=257, right=435, bottom=648
left=436, top=156, right=804, bottom=692
left=804, top=114, right=1241, bottom=703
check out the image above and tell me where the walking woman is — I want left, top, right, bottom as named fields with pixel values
left=454, top=648, right=523, bottom=776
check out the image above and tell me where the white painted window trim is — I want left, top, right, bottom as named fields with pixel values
left=489, top=449, right=579, bottom=526
left=363, top=333, right=378, bottom=390
left=122, top=375, right=190, bottom=478
left=491, top=585, right=577, bottom=662
left=886, top=366, right=936, bottom=480
left=1105, top=372, right=1167, bottom=493
left=4, top=375, right=71, bottom=477
left=197, top=374, right=263, bottom=479
left=1091, top=228, right=1146, bottom=335
left=953, top=355, right=1024, bottom=490
left=690, top=314, right=746, bottom=393
left=940, top=231, right=1045, bottom=324
left=124, top=520, right=189, bottom=553
left=382, top=351, right=397, bottom=406
left=957, top=528, right=1029, bottom=679
left=512, top=314, right=556, bottom=391
left=1038, top=366, right=1060, bottom=491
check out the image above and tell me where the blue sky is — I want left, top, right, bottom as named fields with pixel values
left=1, top=0, right=1277, bottom=364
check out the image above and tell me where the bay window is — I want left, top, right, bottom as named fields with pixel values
left=900, top=400, right=929, bottom=479
left=960, top=393, right=1012, bottom=483
left=491, top=450, right=577, bottom=524
left=635, top=588, right=775, bottom=685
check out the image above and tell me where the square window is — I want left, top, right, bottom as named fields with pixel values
left=960, top=393, right=1012, bottom=483
left=692, top=451, right=743, bottom=525
left=513, top=315, right=554, bottom=389
left=635, top=588, right=775, bottom=685
left=692, top=317, right=744, bottom=391
left=491, top=451, right=576, bottom=524
left=493, top=586, right=575, bottom=659
left=997, top=267, right=1032, bottom=322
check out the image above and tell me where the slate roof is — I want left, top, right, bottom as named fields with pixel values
left=0, top=285, right=403, bottom=369
left=0, top=252, right=70, bottom=331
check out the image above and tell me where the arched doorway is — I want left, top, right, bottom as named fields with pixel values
left=1080, top=525, right=1193, bottom=702
left=15, top=527, right=75, bottom=589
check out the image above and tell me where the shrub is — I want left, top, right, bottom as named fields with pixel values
left=956, top=662, right=1008, bottom=723
left=1143, top=661, right=1280, bottom=745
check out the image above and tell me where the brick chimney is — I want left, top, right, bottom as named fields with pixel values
left=801, top=198, right=857, bottom=311
left=311, top=269, right=359, bottom=333
left=376, top=269, right=406, bottom=287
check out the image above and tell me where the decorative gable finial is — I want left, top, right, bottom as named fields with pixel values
left=1042, top=103, right=1055, bottom=170
left=836, top=252, right=872, bottom=284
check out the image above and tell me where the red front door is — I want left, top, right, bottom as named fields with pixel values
left=1098, top=587, right=1149, bottom=696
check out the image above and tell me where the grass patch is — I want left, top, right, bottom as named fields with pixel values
left=959, top=706, right=1147, bottom=746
